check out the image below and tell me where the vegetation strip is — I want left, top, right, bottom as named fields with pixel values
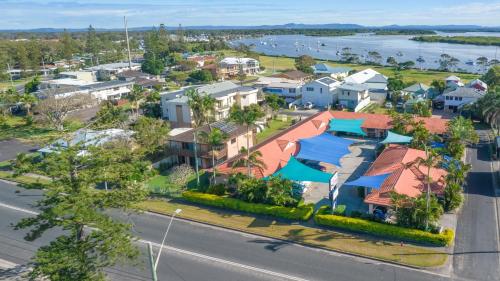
left=412, top=35, right=500, bottom=46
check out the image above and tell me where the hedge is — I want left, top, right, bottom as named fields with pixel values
left=182, top=191, right=314, bottom=221
left=314, top=206, right=454, bottom=246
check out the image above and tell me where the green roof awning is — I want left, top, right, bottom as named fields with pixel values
left=272, top=156, right=333, bottom=183
left=328, top=118, right=367, bottom=136
left=381, top=131, right=413, bottom=144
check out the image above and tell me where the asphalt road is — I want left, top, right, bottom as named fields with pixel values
left=0, top=180, right=452, bottom=281
left=0, top=140, right=38, bottom=162
left=452, top=132, right=500, bottom=281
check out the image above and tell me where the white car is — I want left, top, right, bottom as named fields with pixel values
left=384, top=102, right=393, bottom=109
left=303, top=102, right=314, bottom=109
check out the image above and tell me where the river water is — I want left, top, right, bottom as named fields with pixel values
left=232, top=32, right=500, bottom=73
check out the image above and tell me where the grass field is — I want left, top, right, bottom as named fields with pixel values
left=256, top=118, right=294, bottom=143
left=139, top=199, right=448, bottom=267
left=361, top=103, right=391, bottom=115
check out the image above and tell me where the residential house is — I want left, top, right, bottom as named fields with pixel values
left=344, top=69, right=388, bottom=102
left=160, top=81, right=258, bottom=128
left=255, top=77, right=303, bottom=101
left=301, top=77, right=341, bottom=108
left=363, top=145, right=447, bottom=214
left=443, top=87, right=485, bottom=113
left=38, top=129, right=133, bottom=156
left=445, top=75, right=463, bottom=88
left=311, top=63, right=351, bottom=79
left=217, top=57, right=260, bottom=79
left=271, top=70, right=312, bottom=82
left=86, top=62, right=141, bottom=80
left=402, top=83, right=430, bottom=99
left=117, top=70, right=164, bottom=90
left=337, top=83, right=370, bottom=112
left=186, top=54, right=217, bottom=68
left=165, top=121, right=254, bottom=169
left=466, top=79, right=488, bottom=92
left=37, top=80, right=134, bottom=101
left=59, top=71, right=96, bottom=82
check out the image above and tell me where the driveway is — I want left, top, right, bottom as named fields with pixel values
left=0, top=139, right=38, bottom=162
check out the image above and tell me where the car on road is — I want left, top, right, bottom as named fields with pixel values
left=303, top=102, right=314, bottom=109
left=384, top=102, right=393, bottom=109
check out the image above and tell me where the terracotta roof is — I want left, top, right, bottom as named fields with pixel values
left=271, top=70, right=312, bottom=80
left=363, top=145, right=447, bottom=207
left=329, top=111, right=448, bottom=134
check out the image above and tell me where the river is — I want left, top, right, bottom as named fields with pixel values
left=231, top=32, right=500, bottom=73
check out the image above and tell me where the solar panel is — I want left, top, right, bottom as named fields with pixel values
left=212, top=121, right=238, bottom=133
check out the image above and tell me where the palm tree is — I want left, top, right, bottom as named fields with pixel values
left=417, top=147, right=442, bottom=230
left=127, top=85, right=144, bottom=118
left=199, top=127, right=228, bottom=184
left=186, top=88, right=216, bottom=185
left=476, top=91, right=500, bottom=135
left=231, top=147, right=267, bottom=176
left=229, top=104, right=265, bottom=176
left=447, top=116, right=480, bottom=148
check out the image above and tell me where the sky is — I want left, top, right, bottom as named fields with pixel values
left=1, top=0, right=500, bottom=30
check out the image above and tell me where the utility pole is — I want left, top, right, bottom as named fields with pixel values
left=148, top=242, right=158, bottom=281
left=41, top=57, right=47, bottom=77
left=124, top=16, right=132, bottom=70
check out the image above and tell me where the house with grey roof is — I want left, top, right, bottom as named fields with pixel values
left=36, top=80, right=134, bottom=101
left=160, top=81, right=258, bottom=128
left=301, top=77, right=341, bottom=108
left=311, top=63, right=351, bottom=79
left=344, top=68, right=388, bottom=102
left=402, top=83, right=431, bottom=99
left=337, top=82, right=371, bottom=112
left=443, top=87, right=485, bottom=113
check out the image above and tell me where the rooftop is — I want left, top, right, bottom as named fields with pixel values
left=344, top=68, right=383, bottom=84
left=339, top=82, right=369, bottom=92
left=220, top=57, right=258, bottom=65
left=403, top=83, right=430, bottom=93
left=312, top=63, right=351, bottom=74
left=271, top=70, right=312, bottom=80
left=444, top=87, right=485, bottom=99
left=169, top=121, right=248, bottom=143
left=364, top=145, right=447, bottom=207
left=316, top=76, right=339, bottom=86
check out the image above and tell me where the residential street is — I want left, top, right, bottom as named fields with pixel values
left=452, top=130, right=500, bottom=281
left=0, top=180, right=450, bottom=281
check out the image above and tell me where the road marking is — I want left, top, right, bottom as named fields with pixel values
left=0, top=202, right=309, bottom=281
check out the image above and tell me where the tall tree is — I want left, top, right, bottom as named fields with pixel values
left=35, top=93, right=93, bottom=131
left=417, top=148, right=442, bottom=230
left=59, top=30, right=77, bottom=67
left=133, top=116, right=170, bottom=156
left=431, top=79, right=446, bottom=94
left=294, top=55, right=315, bottom=74
left=445, top=116, right=479, bottom=159
left=476, top=56, right=489, bottom=73
left=199, top=127, right=228, bottom=184
left=264, top=94, right=285, bottom=118
left=231, top=147, right=267, bottom=175
left=14, top=143, right=149, bottom=281
left=229, top=104, right=265, bottom=176
left=127, top=85, right=145, bottom=118
left=475, top=90, right=500, bottom=135
left=186, top=88, right=216, bottom=184
left=86, top=25, right=101, bottom=66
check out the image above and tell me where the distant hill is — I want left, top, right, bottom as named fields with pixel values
left=1, top=23, right=499, bottom=33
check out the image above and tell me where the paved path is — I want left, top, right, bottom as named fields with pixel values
left=452, top=130, right=500, bottom=281
left=0, top=181, right=453, bottom=281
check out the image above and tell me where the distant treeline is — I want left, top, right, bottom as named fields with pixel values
left=412, top=36, right=500, bottom=46
left=374, top=30, right=436, bottom=35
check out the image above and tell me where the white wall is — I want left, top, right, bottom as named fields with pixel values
left=301, top=81, right=338, bottom=107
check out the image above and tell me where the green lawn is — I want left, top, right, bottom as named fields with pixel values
left=0, top=77, right=30, bottom=91
left=256, top=118, right=294, bottom=143
left=0, top=115, right=82, bottom=144
left=138, top=199, right=448, bottom=267
left=146, top=171, right=208, bottom=197
left=361, top=103, right=391, bottom=115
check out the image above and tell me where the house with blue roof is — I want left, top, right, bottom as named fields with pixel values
left=311, top=63, right=352, bottom=79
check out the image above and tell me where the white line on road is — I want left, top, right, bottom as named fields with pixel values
left=0, top=202, right=309, bottom=281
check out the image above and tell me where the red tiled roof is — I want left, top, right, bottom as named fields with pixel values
left=364, top=145, right=447, bottom=207
left=329, top=111, right=448, bottom=134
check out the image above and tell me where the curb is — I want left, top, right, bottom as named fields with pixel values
left=144, top=208, right=448, bottom=272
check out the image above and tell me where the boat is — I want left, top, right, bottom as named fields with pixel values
left=321, top=43, right=326, bottom=47
left=465, top=59, right=475, bottom=66
left=396, top=51, right=403, bottom=57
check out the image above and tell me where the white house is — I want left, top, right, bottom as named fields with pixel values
left=401, top=83, right=430, bottom=99
left=344, top=68, right=388, bottom=102
left=161, top=81, right=258, bottom=128
left=37, top=80, right=134, bottom=101
left=59, top=71, right=96, bottom=82
left=310, top=63, right=351, bottom=79
left=445, top=75, right=463, bottom=88
left=301, top=77, right=341, bottom=108
left=443, top=87, right=485, bottom=113
left=38, top=128, right=134, bottom=156
left=86, top=62, right=141, bottom=80
left=255, top=77, right=303, bottom=100
left=218, top=57, right=260, bottom=79
left=337, top=82, right=371, bottom=112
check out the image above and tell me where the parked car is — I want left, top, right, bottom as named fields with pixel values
left=303, top=102, right=314, bottom=109
left=396, top=102, right=404, bottom=108
left=384, top=102, right=393, bottom=109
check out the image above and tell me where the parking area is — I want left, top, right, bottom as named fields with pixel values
left=0, top=139, right=39, bottom=162
left=302, top=139, right=377, bottom=213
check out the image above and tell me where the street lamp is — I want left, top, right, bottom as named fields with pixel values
left=148, top=208, right=182, bottom=281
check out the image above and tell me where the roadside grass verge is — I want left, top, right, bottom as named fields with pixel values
left=0, top=170, right=49, bottom=188
left=138, top=198, right=448, bottom=268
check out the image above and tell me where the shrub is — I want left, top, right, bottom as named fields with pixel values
left=166, top=164, right=195, bottom=186
left=332, top=205, right=346, bottom=216
left=206, top=183, right=226, bottom=196
left=314, top=206, right=454, bottom=246
left=182, top=191, right=314, bottom=221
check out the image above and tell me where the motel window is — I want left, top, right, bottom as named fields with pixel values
left=459, top=97, right=462, bottom=101
left=445, top=96, right=449, bottom=100
left=289, top=88, right=296, bottom=93
left=306, top=87, right=314, bottom=92
left=454, top=96, right=459, bottom=101
left=320, top=88, right=323, bottom=93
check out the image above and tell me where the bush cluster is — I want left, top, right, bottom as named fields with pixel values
left=182, top=191, right=314, bottom=221
left=314, top=206, right=454, bottom=246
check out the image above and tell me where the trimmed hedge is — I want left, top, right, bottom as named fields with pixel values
left=182, top=191, right=314, bottom=221
left=314, top=206, right=454, bottom=246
